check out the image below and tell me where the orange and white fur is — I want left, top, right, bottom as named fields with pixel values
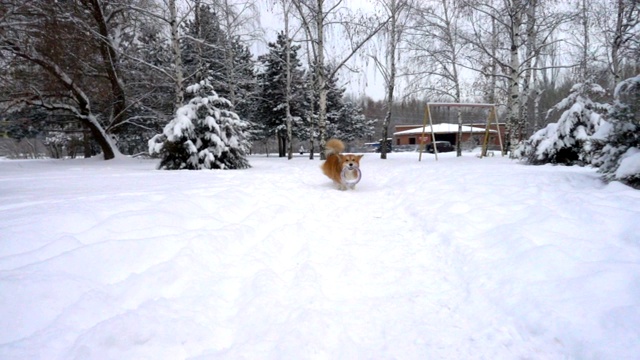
left=321, top=138, right=363, bottom=190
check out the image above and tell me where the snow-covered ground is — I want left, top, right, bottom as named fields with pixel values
left=1, top=151, right=639, bottom=359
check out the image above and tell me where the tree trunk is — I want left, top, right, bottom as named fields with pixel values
left=87, top=0, right=127, bottom=132
left=507, top=0, right=524, bottom=157
left=443, top=0, right=463, bottom=157
left=86, top=115, right=119, bottom=159
left=169, top=0, right=185, bottom=110
left=291, top=0, right=386, bottom=160
left=381, top=67, right=395, bottom=159
left=194, top=0, right=204, bottom=82
left=611, top=0, right=624, bottom=85
left=531, top=34, right=543, bottom=132
left=278, top=132, right=287, bottom=157
left=316, top=0, right=327, bottom=160
left=308, top=87, right=316, bottom=160
left=490, top=16, right=498, bottom=105
left=305, top=33, right=316, bottom=161
left=580, top=0, right=590, bottom=80
left=8, top=44, right=119, bottom=160
left=456, top=109, right=463, bottom=156
left=221, top=0, right=238, bottom=107
left=284, top=4, right=294, bottom=160
left=381, top=0, right=398, bottom=160
left=520, top=0, right=535, bottom=139
left=83, top=122, right=92, bottom=158
left=308, top=137, right=315, bottom=160
left=533, top=86, right=543, bottom=132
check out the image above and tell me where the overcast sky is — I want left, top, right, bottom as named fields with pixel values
left=255, top=0, right=387, bottom=101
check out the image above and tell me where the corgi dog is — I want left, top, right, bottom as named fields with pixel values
left=321, top=138, right=363, bottom=190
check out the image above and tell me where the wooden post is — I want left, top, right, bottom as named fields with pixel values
left=494, top=105, right=504, bottom=156
left=480, top=105, right=503, bottom=158
left=428, top=104, right=438, bottom=161
left=481, top=107, right=492, bottom=158
left=418, top=105, right=429, bottom=161
left=417, top=103, right=497, bottom=161
left=418, top=104, right=439, bottom=161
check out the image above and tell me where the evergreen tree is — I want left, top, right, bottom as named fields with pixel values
left=181, top=5, right=256, bottom=122
left=324, top=65, right=346, bottom=136
left=148, top=80, right=251, bottom=170
left=225, top=37, right=258, bottom=122
left=255, top=32, right=307, bottom=156
left=120, top=22, right=175, bottom=155
left=596, top=75, right=640, bottom=188
left=332, top=101, right=376, bottom=142
left=5, top=109, right=46, bottom=140
left=307, top=63, right=373, bottom=144
left=308, top=62, right=344, bottom=139
left=181, top=5, right=226, bottom=85
left=515, top=82, right=608, bottom=165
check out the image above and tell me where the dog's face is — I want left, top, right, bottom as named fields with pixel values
left=339, top=154, right=363, bottom=170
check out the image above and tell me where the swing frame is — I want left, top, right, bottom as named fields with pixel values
left=417, top=103, right=503, bottom=161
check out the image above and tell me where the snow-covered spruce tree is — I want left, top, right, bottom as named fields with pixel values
left=148, top=80, right=251, bottom=170
left=329, top=101, right=376, bottom=143
left=514, top=82, right=608, bottom=165
left=596, top=75, right=640, bottom=188
left=255, top=32, right=307, bottom=157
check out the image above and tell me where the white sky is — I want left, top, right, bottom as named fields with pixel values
left=255, top=1, right=387, bottom=100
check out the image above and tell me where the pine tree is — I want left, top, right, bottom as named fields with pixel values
left=225, top=38, right=258, bottom=121
left=596, top=75, right=640, bottom=188
left=181, top=5, right=256, bottom=119
left=120, top=22, right=175, bottom=155
left=255, top=32, right=307, bottom=156
left=515, top=82, right=608, bottom=165
left=148, top=80, right=251, bottom=170
left=181, top=4, right=226, bottom=85
left=307, top=64, right=372, bottom=144
left=308, top=62, right=344, bottom=139
left=332, top=102, right=376, bottom=142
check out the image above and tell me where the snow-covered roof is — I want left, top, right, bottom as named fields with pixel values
left=393, top=123, right=497, bottom=136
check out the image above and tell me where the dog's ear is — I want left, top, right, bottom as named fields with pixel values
left=356, top=154, right=364, bottom=160
left=337, top=154, right=344, bottom=162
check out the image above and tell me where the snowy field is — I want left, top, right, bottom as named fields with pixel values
left=1, top=151, right=639, bottom=359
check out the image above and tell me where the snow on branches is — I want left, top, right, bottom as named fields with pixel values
left=596, top=75, right=640, bottom=188
left=515, top=75, right=640, bottom=189
left=515, top=82, right=609, bottom=166
left=148, top=80, right=251, bottom=170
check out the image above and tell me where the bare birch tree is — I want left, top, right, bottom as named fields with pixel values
left=519, top=0, right=538, bottom=136
left=462, top=0, right=570, bottom=154
left=283, top=2, right=296, bottom=159
left=371, top=0, right=411, bottom=159
left=211, top=0, right=262, bottom=107
left=127, top=0, right=198, bottom=111
left=522, top=2, right=573, bottom=135
left=405, top=0, right=468, bottom=156
left=168, top=0, right=186, bottom=109
left=291, top=0, right=388, bottom=159
left=594, top=0, right=640, bottom=86
left=462, top=0, right=527, bottom=153
left=303, top=34, right=319, bottom=159
left=567, top=0, right=596, bottom=81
